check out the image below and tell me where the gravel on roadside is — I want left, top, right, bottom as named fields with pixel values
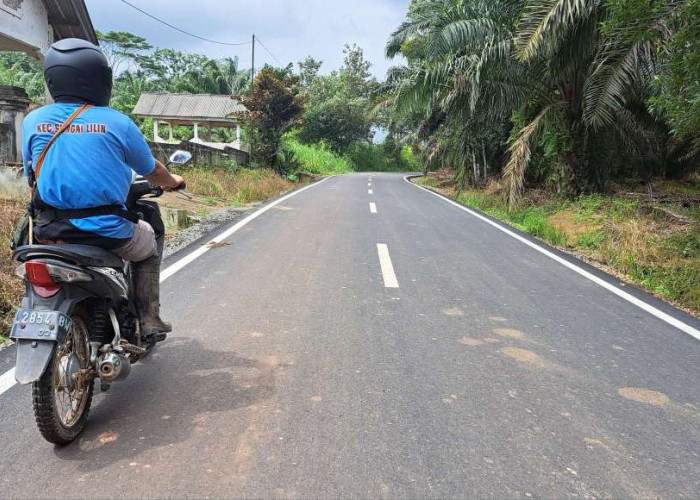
left=163, top=204, right=259, bottom=258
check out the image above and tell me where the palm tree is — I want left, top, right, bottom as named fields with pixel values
left=216, top=57, right=250, bottom=95
left=180, top=57, right=249, bottom=95
left=384, top=0, right=666, bottom=208
left=503, top=0, right=661, bottom=205
left=384, top=0, right=527, bottom=190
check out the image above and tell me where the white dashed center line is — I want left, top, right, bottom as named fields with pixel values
left=377, top=244, right=399, bottom=288
left=370, top=202, right=377, bottom=213
left=368, top=189, right=373, bottom=195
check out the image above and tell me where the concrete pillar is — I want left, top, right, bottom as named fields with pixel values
left=236, top=124, right=241, bottom=142
left=0, top=86, right=31, bottom=165
left=193, top=122, right=199, bottom=140
left=168, top=123, right=174, bottom=141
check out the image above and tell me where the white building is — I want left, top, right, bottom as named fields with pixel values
left=0, top=0, right=97, bottom=165
left=133, top=92, right=247, bottom=152
left=0, top=0, right=97, bottom=58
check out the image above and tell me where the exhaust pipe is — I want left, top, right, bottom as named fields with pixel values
left=97, top=352, right=131, bottom=383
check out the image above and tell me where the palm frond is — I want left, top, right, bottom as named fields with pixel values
left=503, top=103, right=562, bottom=208
left=515, top=0, right=599, bottom=61
left=428, top=17, right=499, bottom=59
left=583, top=41, right=654, bottom=130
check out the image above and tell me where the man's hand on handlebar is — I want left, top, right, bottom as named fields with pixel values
left=163, top=174, right=185, bottom=192
left=144, top=159, right=185, bottom=192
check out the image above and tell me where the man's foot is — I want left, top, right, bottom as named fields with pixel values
left=141, top=317, right=172, bottom=343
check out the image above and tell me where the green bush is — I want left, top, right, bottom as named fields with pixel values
left=284, top=138, right=354, bottom=175
left=576, top=230, right=605, bottom=249
left=347, top=143, right=415, bottom=172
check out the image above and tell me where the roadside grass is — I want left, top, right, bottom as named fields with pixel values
left=285, top=136, right=421, bottom=174
left=0, top=199, right=25, bottom=344
left=172, top=166, right=295, bottom=206
left=285, top=139, right=354, bottom=175
left=417, top=175, right=700, bottom=315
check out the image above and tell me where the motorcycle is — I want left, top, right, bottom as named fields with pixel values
left=9, top=150, right=192, bottom=444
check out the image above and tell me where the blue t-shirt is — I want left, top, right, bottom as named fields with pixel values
left=22, top=103, right=155, bottom=240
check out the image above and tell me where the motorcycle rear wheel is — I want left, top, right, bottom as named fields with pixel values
left=32, top=309, right=94, bottom=445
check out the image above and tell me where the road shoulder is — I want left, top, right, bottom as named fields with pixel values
left=406, top=174, right=700, bottom=337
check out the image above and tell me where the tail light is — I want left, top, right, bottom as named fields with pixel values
left=23, top=262, right=60, bottom=298
left=15, top=261, right=92, bottom=299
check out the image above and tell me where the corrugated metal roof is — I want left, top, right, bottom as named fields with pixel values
left=132, top=93, right=247, bottom=122
left=43, top=0, right=98, bottom=44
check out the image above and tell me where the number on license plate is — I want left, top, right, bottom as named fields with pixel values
left=11, top=309, right=72, bottom=341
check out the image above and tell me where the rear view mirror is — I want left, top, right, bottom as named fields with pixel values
left=169, top=150, right=192, bottom=165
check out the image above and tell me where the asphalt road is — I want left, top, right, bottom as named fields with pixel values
left=1, top=173, right=699, bottom=498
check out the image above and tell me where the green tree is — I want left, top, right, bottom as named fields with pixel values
left=297, top=45, right=378, bottom=152
left=298, top=56, right=323, bottom=89
left=111, top=71, right=152, bottom=116
left=0, top=52, right=44, bottom=102
left=340, top=44, right=374, bottom=98
left=238, top=68, right=306, bottom=171
left=632, top=0, right=700, bottom=147
left=298, top=73, right=373, bottom=151
left=96, top=30, right=152, bottom=74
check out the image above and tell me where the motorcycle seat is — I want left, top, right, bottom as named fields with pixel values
left=13, top=244, right=125, bottom=268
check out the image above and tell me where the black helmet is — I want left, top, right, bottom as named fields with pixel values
left=44, top=38, right=112, bottom=106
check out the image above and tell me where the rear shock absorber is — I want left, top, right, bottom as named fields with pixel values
left=88, top=300, right=108, bottom=365
left=91, top=300, right=108, bottom=343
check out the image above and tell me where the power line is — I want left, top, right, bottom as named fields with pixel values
left=255, top=36, right=283, bottom=66
left=118, top=0, right=251, bottom=47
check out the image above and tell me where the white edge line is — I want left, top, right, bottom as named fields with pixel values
left=377, top=243, right=399, bottom=288
left=369, top=202, right=377, bottom=214
left=0, top=368, right=16, bottom=396
left=404, top=175, right=700, bottom=341
left=0, top=178, right=332, bottom=394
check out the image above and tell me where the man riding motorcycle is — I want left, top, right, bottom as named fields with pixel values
left=21, top=38, right=184, bottom=343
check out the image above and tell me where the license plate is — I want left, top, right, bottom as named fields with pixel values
left=10, top=309, right=72, bottom=342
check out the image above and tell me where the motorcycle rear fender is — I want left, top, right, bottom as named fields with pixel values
left=13, top=289, right=90, bottom=385
left=15, top=340, right=56, bottom=385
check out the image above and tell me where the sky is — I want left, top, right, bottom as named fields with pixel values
left=84, top=0, right=409, bottom=79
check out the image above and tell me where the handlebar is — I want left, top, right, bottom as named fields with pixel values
left=127, top=179, right=188, bottom=209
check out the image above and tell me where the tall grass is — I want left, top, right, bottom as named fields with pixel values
left=284, top=139, right=354, bottom=175
left=285, top=136, right=421, bottom=174
left=456, top=189, right=567, bottom=246
left=173, top=166, right=295, bottom=206
left=0, top=168, right=28, bottom=200
left=0, top=200, right=25, bottom=343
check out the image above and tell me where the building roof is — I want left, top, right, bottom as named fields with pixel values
left=133, top=93, right=246, bottom=125
left=43, top=0, right=98, bottom=45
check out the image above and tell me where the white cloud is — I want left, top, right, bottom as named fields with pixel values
left=84, top=0, right=408, bottom=78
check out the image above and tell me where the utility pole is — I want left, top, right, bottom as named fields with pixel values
left=250, top=34, right=255, bottom=95
left=249, top=34, right=256, bottom=162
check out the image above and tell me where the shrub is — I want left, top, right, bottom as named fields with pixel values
left=284, top=139, right=353, bottom=175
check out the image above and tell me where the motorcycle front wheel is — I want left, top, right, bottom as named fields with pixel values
left=32, top=309, right=94, bottom=445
